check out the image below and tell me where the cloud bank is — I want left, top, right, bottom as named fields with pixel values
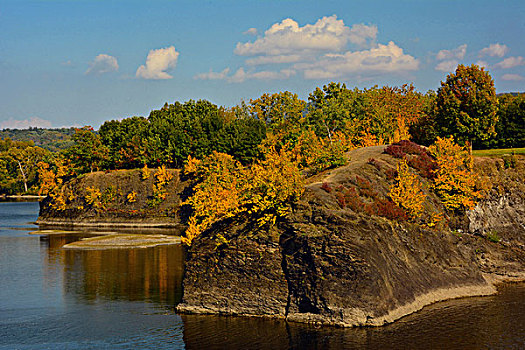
left=479, top=43, right=508, bottom=58
left=495, top=56, right=524, bottom=69
left=196, top=16, right=418, bottom=83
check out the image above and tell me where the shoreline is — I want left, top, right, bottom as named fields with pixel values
left=177, top=275, right=525, bottom=328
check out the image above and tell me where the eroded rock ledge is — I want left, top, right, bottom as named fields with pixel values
left=177, top=150, right=525, bottom=327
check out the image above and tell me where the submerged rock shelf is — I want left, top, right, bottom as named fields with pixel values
left=62, top=234, right=181, bottom=250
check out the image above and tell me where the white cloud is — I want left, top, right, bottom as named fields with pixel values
left=0, top=117, right=52, bottom=129
left=234, top=16, right=353, bottom=57
left=501, top=74, right=524, bottom=81
left=435, top=60, right=459, bottom=72
left=476, top=60, right=489, bottom=69
left=225, top=17, right=417, bottom=83
left=243, top=28, right=258, bottom=36
left=136, top=46, right=179, bottom=80
left=495, top=56, right=524, bottom=69
left=436, top=44, right=467, bottom=60
left=479, top=43, right=508, bottom=58
left=348, top=23, right=377, bottom=47
left=245, top=54, right=302, bottom=66
left=297, top=41, right=419, bottom=79
left=229, top=67, right=296, bottom=83
left=195, top=67, right=296, bottom=83
left=194, top=68, right=230, bottom=80
left=85, top=54, right=119, bottom=75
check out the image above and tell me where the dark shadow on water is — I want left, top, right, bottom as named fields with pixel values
left=180, top=283, right=525, bottom=350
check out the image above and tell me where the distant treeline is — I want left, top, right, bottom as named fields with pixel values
left=1, top=64, right=524, bottom=195
left=0, top=127, right=75, bottom=152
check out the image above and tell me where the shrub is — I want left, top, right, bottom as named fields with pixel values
left=385, top=140, right=427, bottom=158
left=486, top=231, right=500, bottom=243
left=320, top=182, right=332, bottom=193
left=408, top=152, right=437, bottom=179
left=384, top=145, right=406, bottom=158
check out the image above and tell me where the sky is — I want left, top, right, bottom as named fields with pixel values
left=0, top=0, right=524, bottom=129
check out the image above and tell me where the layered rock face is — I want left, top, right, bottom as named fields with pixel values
left=37, top=168, right=189, bottom=231
left=177, top=149, right=525, bottom=326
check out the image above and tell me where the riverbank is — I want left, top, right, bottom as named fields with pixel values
left=0, top=195, right=46, bottom=201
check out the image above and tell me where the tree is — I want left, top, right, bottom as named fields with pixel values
left=63, top=126, right=109, bottom=174
left=435, top=64, right=498, bottom=147
left=306, top=82, right=357, bottom=142
left=0, top=138, right=53, bottom=194
left=363, top=84, right=426, bottom=143
left=389, top=159, right=426, bottom=220
left=494, top=93, right=525, bottom=148
left=250, top=91, right=306, bottom=131
left=428, top=136, right=478, bottom=212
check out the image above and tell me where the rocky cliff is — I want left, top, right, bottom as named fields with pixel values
left=177, top=147, right=525, bottom=326
left=37, top=168, right=189, bottom=232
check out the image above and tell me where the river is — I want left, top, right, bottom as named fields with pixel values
left=0, top=201, right=524, bottom=349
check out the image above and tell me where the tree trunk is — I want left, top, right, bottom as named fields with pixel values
left=17, top=160, right=28, bottom=192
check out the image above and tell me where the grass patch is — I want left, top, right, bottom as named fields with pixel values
left=473, top=148, right=525, bottom=157
left=486, top=231, right=500, bottom=243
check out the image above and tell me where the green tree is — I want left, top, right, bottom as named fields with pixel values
left=0, top=138, right=53, bottom=194
left=63, top=126, right=109, bottom=174
left=99, top=116, right=149, bottom=168
left=435, top=64, right=498, bottom=147
left=250, top=91, right=306, bottom=131
left=306, top=82, right=358, bottom=142
left=494, top=93, right=525, bottom=148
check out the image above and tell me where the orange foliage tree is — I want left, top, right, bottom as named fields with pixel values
left=428, top=136, right=478, bottom=211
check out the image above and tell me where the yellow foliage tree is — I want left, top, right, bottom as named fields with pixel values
left=389, top=159, right=426, bottom=220
left=38, top=158, right=70, bottom=211
left=181, top=142, right=304, bottom=246
left=428, top=136, right=478, bottom=211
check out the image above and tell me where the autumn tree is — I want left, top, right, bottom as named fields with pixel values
left=435, top=64, right=498, bottom=147
left=182, top=137, right=304, bottom=246
left=363, top=84, right=426, bottom=143
left=428, top=136, right=478, bottom=212
left=0, top=138, right=53, bottom=194
left=389, top=159, right=426, bottom=220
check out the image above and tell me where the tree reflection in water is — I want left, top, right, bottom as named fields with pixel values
left=40, top=233, right=184, bottom=306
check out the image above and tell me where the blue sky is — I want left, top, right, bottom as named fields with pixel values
left=0, top=0, right=524, bottom=129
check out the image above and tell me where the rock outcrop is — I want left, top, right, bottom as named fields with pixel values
left=177, top=148, right=525, bottom=326
left=37, top=168, right=190, bottom=232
